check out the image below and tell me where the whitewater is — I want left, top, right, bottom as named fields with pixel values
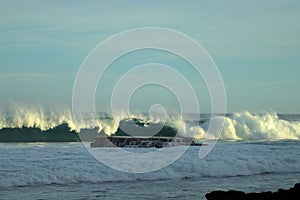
left=0, top=106, right=300, bottom=141
left=1, top=142, right=300, bottom=199
left=1, top=108, right=300, bottom=199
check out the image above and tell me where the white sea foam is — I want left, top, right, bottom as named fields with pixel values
left=0, top=105, right=300, bottom=141
left=191, top=112, right=300, bottom=141
left=0, top=142, right=300, bottom=188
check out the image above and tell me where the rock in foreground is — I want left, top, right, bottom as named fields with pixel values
left=206, top=183, right=300, bottom=200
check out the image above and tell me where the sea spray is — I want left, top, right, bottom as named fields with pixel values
left=0, top=105, right=300, bottom=141
left=191, top=111, right=300, bottom=140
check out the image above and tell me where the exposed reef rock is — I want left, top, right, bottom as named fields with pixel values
left=206, top=183, right=300, bottom=200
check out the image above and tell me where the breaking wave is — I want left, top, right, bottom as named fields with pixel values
left=0, top=105, right=300, bottom=141
left=193, top=111, right=300, bottom=141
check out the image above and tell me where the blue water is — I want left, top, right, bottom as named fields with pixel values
left=1, top=111, right=300, bottom=199
left=1, top=141, right=300, bottom=199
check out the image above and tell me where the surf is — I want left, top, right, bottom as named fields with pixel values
left=0, top=105, right=300, bottom=142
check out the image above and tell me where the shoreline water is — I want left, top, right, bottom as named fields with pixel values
left=1, top=141, right=300, bottom=199
left=1, top=172, right=299, bottom=199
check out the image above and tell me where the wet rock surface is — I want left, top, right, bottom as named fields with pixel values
left=206, top=183, right=300, bottom=200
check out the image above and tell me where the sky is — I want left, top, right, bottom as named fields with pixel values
left=0, top=0, right=300, bottom=114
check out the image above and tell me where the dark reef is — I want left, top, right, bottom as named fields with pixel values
left=206, top=183, right=300, bottom=200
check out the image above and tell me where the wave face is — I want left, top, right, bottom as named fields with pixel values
left=0, top=142, right=300, bottom=188
left=0, top=106, right=300, bottom=142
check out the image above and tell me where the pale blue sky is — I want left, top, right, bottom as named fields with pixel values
left=0, top=0, right=299, bottom=113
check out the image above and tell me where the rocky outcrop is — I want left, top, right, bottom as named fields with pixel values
left=206, top=183, right=300, bottom=200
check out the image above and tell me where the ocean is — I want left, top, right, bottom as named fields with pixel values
left=0, top=111, right=300, bottom=199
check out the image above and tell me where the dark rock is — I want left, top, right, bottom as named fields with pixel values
left=206, top=183, right=300, bottom=200
left=205, top=190, right=246, bottom=200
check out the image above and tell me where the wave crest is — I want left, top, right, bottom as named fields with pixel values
left=192, top=112, right=300, bottom=141
left=0, top=105, right=300, bottom=141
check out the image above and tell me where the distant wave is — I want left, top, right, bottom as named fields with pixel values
left=0, top=105, right=300, bottom=142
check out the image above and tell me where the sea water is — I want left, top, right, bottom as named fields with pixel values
left=1, top=112, right=300, bottom=199
left=0, top=141, right=300, bottom=199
